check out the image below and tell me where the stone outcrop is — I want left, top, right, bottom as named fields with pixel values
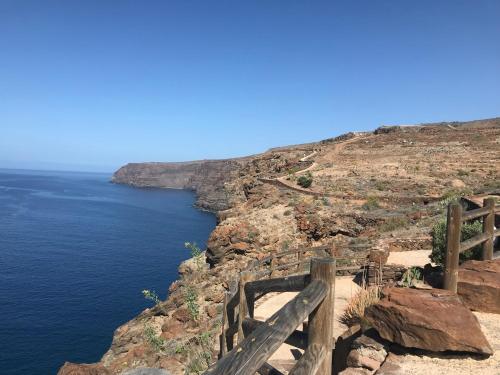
left=58, top=362, right=111, bottom=375
left=458, top=259, right=500, bottom=314
left=365, top=287, right=493, bottom=355
left=345, top=331, right=389, bottom=373
left=205, top=220, right=259, bottom=266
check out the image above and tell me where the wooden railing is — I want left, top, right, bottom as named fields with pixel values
left=206, top=258, right=336, bottom=375
left=444, top=197, right=500, bottom=292
left=218, top=245, right=368, bottom=359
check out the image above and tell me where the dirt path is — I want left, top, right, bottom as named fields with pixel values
left=268, top=135, right=365, bottom=195
left=253, top=276, right=361, bottom=372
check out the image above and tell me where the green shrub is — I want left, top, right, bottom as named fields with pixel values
left=185, top=286, right=200, bottom=321
left=142, top=289, right=161, bottom=305
left=430, top=219, right=483, bottom=266
left=362, top=196, right=380, bottom=211
left=297, top=173, right=313, bottom=188
left=185, top=242, right=204, bottom=271
left=400, top=267, right=423, bottom=287
left=144, top=324, right=165, bottom=352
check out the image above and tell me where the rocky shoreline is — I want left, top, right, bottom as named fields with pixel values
left=60, top=118, right=500, bottom=375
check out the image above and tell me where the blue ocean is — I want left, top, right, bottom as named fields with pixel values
left=0, top=169, right=216, bottom=375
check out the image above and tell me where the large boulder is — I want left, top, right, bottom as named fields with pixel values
left=458, top=259, right=500, bottom=314
left=365, top=287, right=493, bottom=355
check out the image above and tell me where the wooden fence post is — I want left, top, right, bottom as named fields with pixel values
left=308, top=258, right=336, bottom=375
left=219, top=292, right=229, bottom=358
left=482, top=198, right=495, bottom=261
left=444, top=203, right=462, bottom=293
left=297, top=250, right=303, bottom=272
left=237, top=271, right=253, bottom=343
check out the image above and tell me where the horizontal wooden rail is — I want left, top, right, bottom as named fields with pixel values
left=243, top=318, right=308, bottom=350
left=288, top=344, right=326, bottom=375
left=462, top=206, right=490, bottom=221
left=245, top=274, right=310, bottom=295
left=205, top=280, right=327, bottom=374
left=460, top=232, right=491, bottom=253
left=495, top=229, right=500, bottom=238
left=249, top=245, right=331, bottom=270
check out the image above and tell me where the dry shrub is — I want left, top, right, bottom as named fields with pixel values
left=340, top=266, right=382, bottom=327
left=340, top=282, right=381, bottom=327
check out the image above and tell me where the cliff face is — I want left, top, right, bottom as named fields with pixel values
left=111, top=160, right=244, bottom=211
left=61, top=118, right=500, bottom=375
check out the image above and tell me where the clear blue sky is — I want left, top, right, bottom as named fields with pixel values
left=1, top=1, right=499, bottom=172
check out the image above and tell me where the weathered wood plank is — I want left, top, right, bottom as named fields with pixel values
left=227, top=290, right=240, bottom=311
left=459, top=232, right=490, bottom=253
left=225, top=321, right=238, bottom=339
left=308, top=258, right=335, bottom=375
left=219, top=292, right=229, bottom=358
left=203, top=280, right=327, bottom=375
left=288, top=344, right=326, bottom=375
left=482, top=198, right=495, bottom=260
left=462, top=206, right=490, bottom=221
left=444, top=203, right=462, bottom=292
left=238, top=271, right=254, bottom=343
left=242, top=318, right=308, bottom=350
left=245, top=274, right=310, bottom=295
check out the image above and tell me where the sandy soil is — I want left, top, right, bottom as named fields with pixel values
left=387, top=249, right=432, bottom=267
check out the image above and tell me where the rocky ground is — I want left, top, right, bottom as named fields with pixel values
left=59, top=118, right=500, bottom=374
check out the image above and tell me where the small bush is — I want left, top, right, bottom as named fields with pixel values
left=379, top=217, right=408, bottom=232
left=400, top=266, right=423, bottom=287
left=362, top=196, right=380, bottom=211
left=142, top=289, right=161, bottom=305
left=185, top=286, right=200, bottom=321
left=430, top=219, right=483, bottom=266
left=297, top=172, right=313, bottom=188
left=185, top=242, right=204, bottom=271
left=144, top=324, right=165, bottom=352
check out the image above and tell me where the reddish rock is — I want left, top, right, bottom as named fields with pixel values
left=172, top=307, right=191, bottom=323
left=161, top=319, right=185, bottom=340
left=346, top=351, right=381, bottom=371
left=365, top=287, right=493, bottom=355
left=231, top=242, right=250, bottom=254
left=458, top=259, right=500, bottom=314
left=58, top=362, right=110, bottom=375
left=205, top=304, right=218, bottom=318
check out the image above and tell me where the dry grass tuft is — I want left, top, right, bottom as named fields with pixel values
left=340, top=283, right=380, bottom=327
left=340, top=268, right=382, bottom=327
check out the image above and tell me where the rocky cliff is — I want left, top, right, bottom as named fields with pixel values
left=60, top=117, right=500, bottom=375
left=111, top=160, right=243, bottom=211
